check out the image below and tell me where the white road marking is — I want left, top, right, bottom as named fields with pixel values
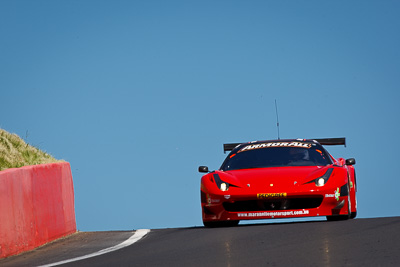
left=37, top=229, right=150, bottom=267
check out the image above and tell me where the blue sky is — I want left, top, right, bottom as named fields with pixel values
left=1, top=0, right=399, bottom=231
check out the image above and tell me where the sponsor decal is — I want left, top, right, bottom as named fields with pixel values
left=325, top=194, right=335, bottom=198
left=238, top=210, right=309, bottom=217
left=335, top=187, right=340, bottom=201
left=257, top=193, right=287, bottom=199
left=224, top=195, right=231, bottom=199
left=207, top=195, right=221, bottom=204
left=206, top=194, right=212, bottom=206
left=239, top=142, right=311, bottom=153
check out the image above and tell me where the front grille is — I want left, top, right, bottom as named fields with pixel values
left=223, top=197, right=323, bottom=212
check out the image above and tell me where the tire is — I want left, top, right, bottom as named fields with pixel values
left=350, top=211, right=357, bottom=219
left=326, top=182, right=351, bottom=221
left=326, top=215, right=341, bottom=221
left=203, top=220, right=239, bottom=228
left=350, top=180, right=357, bottom=219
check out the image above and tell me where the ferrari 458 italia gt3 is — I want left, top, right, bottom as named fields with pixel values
left=199, top=138, right=357, bottom=227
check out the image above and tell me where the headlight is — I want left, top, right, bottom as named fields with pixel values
left=315, top=168, right=334, bottom=187
left=220, top=182, right=228, bottom=191
left=213, top=174, right=230, bottom=191
left=317, top=178, right=325, bottom=186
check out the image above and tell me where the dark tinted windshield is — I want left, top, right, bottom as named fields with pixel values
left=220, top=143, right=332, bottom=171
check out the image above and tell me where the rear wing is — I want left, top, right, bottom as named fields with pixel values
left=223, top=143, right=243, bottom=153
left=313, top=137, right=346, bottom=147
left=223, top=137, right=346, bottom=153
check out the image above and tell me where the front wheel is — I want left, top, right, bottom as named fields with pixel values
left=326, top=215, right=349, bottom=221
left=203, top=220, right=239, bottom=228
left=327, top=182, right=351, bottom=221
left=350, top=211, right=357, bottom=219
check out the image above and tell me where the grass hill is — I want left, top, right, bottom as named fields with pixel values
left=0, top=129, right=62, bottom=171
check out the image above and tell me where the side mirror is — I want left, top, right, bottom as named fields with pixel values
left=198, top=166, right=209, bottom=173
left=345, top=158, right=356, bottom=165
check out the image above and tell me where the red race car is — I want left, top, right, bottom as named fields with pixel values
left=199, top=138, right=357, bottom=227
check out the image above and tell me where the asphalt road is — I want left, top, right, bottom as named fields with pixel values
left=2, top=217, right=400, bottom=266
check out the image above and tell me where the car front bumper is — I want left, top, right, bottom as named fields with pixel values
left=201, top=184, right=350, bottom=222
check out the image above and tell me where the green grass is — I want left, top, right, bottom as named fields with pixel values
left=0, top=129, right=62, bottom=171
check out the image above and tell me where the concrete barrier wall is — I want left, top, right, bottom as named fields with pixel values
left=0, top=162, right=76, bottom=258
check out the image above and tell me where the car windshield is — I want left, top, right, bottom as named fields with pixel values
left=220, top=144, right=333, bottom=171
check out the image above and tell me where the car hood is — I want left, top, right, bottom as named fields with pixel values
left=217, top=166, right=333, bottom=190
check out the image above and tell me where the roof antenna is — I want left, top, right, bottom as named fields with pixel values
left=275, top=99, right=280, bottom=140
